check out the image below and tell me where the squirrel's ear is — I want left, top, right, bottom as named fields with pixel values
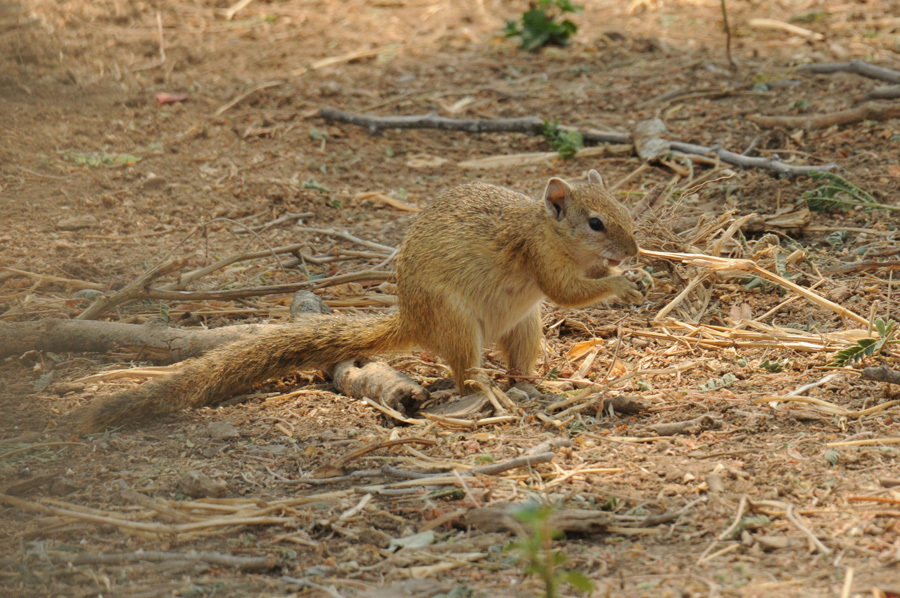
left=543, top=177, right=571, bottom=220
left=587, top=169, right=604, bottom=187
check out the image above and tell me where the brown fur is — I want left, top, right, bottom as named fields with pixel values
left=78, top=171, right=641, bottom=432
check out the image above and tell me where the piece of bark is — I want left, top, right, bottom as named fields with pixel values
left=2, top=473, right=59, bottom=496
left=463, top=506, right=611, bottom=535
left=599, top=394, right=649, bottom=415
left=747, top=102, right=900, bottom=131
left=632, top=118, right=670, bottom=161
left=332, top=360, right=428, bottom=414
left=861, top=366, right=900, bottom=386
left=650, top=415, right=722, bottom=436
left=0, top=318, right=284, bottom=362
left=207, top=422, right=241, bottom=440
left=756, top=535, right=802, bottom=551
left=741, top=205, right=811, bottom=234
left=176, top=471, right=227, bottom=499
left=423, top=393, right=490, bottom=418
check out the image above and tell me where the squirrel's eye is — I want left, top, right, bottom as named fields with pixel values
left=588, top=217, right=605, bottom=232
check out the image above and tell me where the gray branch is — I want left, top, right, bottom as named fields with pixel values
left=319, top=106, right=545, bottom=134
left=798, top=60, right=900, bottom=84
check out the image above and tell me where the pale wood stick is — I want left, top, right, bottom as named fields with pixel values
left=640, top=249, right=868, bottom=326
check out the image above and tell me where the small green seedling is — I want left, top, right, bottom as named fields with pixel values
left=803, top=171, right=899, bottom=213
left=542, top=120, right=583, bottom=159
left=506, top=504, right=594, bottom=598
left=829, top=317, right=899, bottom=367
left=504, top=0, right=583, bottom=51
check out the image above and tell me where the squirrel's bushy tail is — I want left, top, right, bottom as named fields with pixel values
left=78, top=314, right=409, bottom=432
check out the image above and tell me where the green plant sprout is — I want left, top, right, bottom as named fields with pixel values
left=506, top=504, right=594, bottom=598
left=803, top=171, right=900, bottom=213
left=829, top=317, right=899, bottom=367
left=504, top=0, right=583, bottom=51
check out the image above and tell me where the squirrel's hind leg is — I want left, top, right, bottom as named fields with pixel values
left=498, top=307, right=542, bottom=382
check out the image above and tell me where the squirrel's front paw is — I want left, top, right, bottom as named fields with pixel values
left=609, top=275, right=644, bottom=305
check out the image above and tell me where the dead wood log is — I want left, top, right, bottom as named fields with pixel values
left=332, top=359, right=429, bottom=415
left=0, top=318, right=281, bottom=362
left=747, top=102, right=900, bottom=131
left=798, top=60, right=900, bottom=84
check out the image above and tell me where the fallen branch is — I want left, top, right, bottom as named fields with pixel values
left=798, top=60, right=900, bottom=84
left=311, top=437, right=437, bottom=478
left=861, top=366, right=900, bottom=386
left=468, top=452, right=554, bottom=476
left=321, top=108, right=833, bottom=176
left=863, top=84, right=900, bottom=101
left=15, top=549, right=277, bottom=571
left=319, top=106, right=544, bottom=134
left=144, top=269, right=392, bottom=301
left=160, top=243, right=305, bottom=291
left=747, top=102, right=900, bottom=131
left=215, top=80, right=284, bottom=117
left=76, top=257, right=188, bottom=320
left=668, top=140, right=835, bottom=175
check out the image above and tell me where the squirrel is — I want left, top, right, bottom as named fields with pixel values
left=77, top=169, right=642, bottom=432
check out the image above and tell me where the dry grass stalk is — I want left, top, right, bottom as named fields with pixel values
left=640, top=249, right=868, bottom=326
left=825, top=437, right=900, bottom=448
left=751, top=395, right=900, bottom=419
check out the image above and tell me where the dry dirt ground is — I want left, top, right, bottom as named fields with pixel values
left=2, top=0, right=900, bottom=596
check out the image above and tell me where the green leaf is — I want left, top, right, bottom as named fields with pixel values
left=503, top=1, right=582, bottom=50
left=829, top=338, right=878, bottom=366
left=802, top=171, right=900, bottom=213
left=562, top=570, right=595, bottom=592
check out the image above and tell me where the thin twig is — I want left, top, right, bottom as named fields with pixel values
left=76, top=257, right=189, bottom=320
left=215, top=80, right=284, bottom=117
left=28, top=550, right=276, bottom=571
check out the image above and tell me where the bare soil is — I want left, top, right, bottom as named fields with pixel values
left=1, top=1, right=899, bottom=596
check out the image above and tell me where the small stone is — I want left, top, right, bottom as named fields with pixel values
left=176, top=471, right=227, bottom=499
left=207, top=421, right=240, bottom=440
left=56, top=215, right=98, bottom=231
left=290, top=290, right=330, bottom=318
left=140, top=174, right=167, bottom=190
